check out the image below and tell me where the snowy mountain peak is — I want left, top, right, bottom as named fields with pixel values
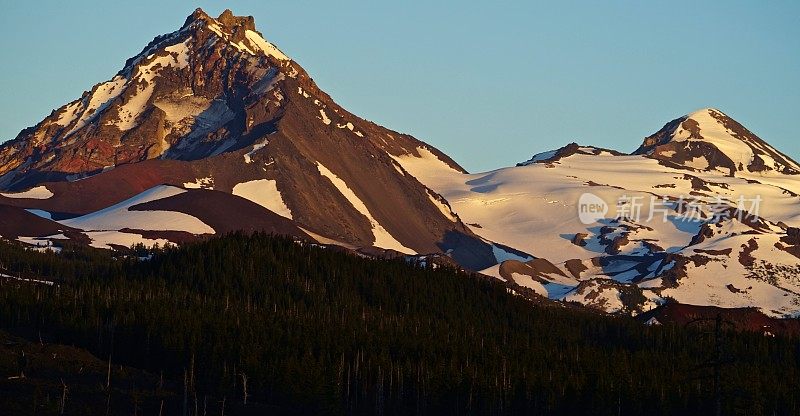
left=183, top=8, right=255, bottom=38
left=683, top=107, right=736, bottom=133
left=181, top=8, right=289, bottom=61
left=216, top=9, right=256, bottom=31
left=634, top=108, right=800, bottom=176
left=687, top=107, right=723, bottom=117
left=0, top=8, right=302, bottom=190
left=0, top=8, right=491, bottom=271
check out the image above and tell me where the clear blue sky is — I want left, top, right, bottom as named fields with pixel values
left=1, top=1, right=798, bottom=172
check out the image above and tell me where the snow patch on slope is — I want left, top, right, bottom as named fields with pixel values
left=54, top=101, right=83, bottom=127
left=318, top=109, right=331, bottom=125
left=85, top=230, right=170, bottom=250
left=510, top=272, right=549, bottom=296
left=316, top=162, right=415, bottom=254
left=391, top=146, right=464, bottom=189
left=244, top=30, right=289, bottom=60
left=232, top=179, right=293, bottom=219
left=65, top=76, right=127, bottom=136
left=183, top=177, right=214, bottom=189
left=115, top=82, right=155, bottom=131
left=1, top=186, right=54, bottom=199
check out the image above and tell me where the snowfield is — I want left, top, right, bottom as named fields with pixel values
left=61, top=185, right=215, bottom=234
left=392, top=110, right=800, bottom=317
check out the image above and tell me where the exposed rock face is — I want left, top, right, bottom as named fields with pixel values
left=518, top=143, right=623, bottom=166
left=634, top=108, right=800, bottom=176
left=0, top=8, right=493, bottom=268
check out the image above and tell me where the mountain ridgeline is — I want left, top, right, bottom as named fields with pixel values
left=2, top=9, right=800, bottom=316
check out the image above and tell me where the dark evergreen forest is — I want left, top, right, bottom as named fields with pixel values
left=0, top=233, right=797, bottom=415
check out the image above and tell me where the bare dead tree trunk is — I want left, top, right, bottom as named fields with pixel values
left=241, top=373, right=248, bottom=405
left=105, top=390, right=111, bottom=416
left=59, top=379, right=68, bottom=415
left=106, top=353, right=112, bottom=389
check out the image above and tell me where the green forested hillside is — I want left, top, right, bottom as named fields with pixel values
left=0, top=234, right=797, bottom=415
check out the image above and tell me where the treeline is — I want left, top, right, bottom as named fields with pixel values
left=0, top=233, right=798, bottom=415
